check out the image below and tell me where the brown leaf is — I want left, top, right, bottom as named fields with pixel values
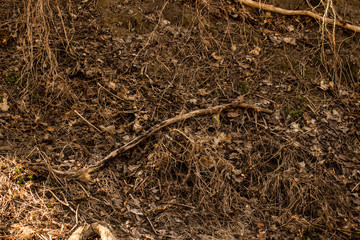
left=203, top=39, right=211, bottom=49
left=250, top=46, right=261, bottom=55
left=211, top=52, right=224, bottom=63
left=283, top=37, right=297, bottom=45
left=227, top=111, right=240, bottom=118
left=257, top=231, right=266, bottom=240
left=257, top=220, right=265, bottom=229
left=47, top=126, right=55, bottom=132
left=0, top=94, right=9, bottom=112
left=198, top=88, right=209, bottom=96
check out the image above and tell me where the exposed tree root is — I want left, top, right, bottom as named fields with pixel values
left=238, top=0, right=360, bottom=33
left=67, top=222, right=117, bottom=240
left=52, top=101, right=272, bottom=181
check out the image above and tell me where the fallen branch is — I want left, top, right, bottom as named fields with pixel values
left=237, top=0, right=360, bottom=33
left=52, top=101, right=272, bottom=181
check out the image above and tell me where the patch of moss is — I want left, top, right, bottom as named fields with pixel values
left=6, top=73, right=20, bottom=84
left=285, top=104, right=307, bottom=120
left=238, top=81, right=249, bottom=94
left=284, top=94, right=309, bottom=121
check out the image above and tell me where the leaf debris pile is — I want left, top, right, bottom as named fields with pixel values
left=0, top=0, right=360, bottom=239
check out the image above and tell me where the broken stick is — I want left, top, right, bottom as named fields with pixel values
left=238, top=0, right=360, bottom=33
left=52, top=101, right=272, bottom=181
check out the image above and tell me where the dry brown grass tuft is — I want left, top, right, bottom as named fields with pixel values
left=0, top=155, right=71, bottom=239
left=21, top=0, right=57, bottom=87
left=13, top=0, right=77, bottom=101
left=137, top=121, right=356, bottom=238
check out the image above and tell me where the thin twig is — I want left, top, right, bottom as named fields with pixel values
left=74, top=110, right=102, bottom=133
left=47, top=189, right=76, bottom=214
left=352, top=181, right=360, bottom=192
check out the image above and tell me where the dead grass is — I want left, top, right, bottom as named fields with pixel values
left=0, top=0, right=359, bottom=239
left=0, top=155, right=71, bottom=239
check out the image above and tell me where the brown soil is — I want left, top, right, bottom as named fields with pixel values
left=1, top=0, right=360, bottom=239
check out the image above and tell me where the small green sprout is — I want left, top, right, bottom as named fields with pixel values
left=31, top=93, right=40, bottom=101
left=13, top=167, right=34, bottom=184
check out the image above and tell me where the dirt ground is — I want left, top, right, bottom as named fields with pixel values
left=1, top=0, right=360, bottom=239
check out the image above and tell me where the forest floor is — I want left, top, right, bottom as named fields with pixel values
left=0, top=0, right=360, bottom=239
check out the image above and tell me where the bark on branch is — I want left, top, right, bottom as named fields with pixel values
left=238, top=0, right=360, bottom=33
